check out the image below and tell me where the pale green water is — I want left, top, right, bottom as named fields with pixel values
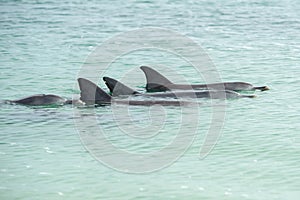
left=1, top=0, right=300, bottom=199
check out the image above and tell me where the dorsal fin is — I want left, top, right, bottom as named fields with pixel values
left=103, top=77, right=139, bottom=96
left=77, top=78, right=111, bottom=105
left=140, top=66, right=173, bottom=92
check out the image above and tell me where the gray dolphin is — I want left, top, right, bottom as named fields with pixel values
left=7, top=94, right=73, bottom=106
left=103, top=77, right=256, bottom=99
left=140, top=66, right=269, bottom=92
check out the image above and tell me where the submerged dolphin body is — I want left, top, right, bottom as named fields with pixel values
left=103, top=77, right=256, bottom=99
left=140, top=66, right=269, bottom=92
left=77, top=78, right=193, bottom=106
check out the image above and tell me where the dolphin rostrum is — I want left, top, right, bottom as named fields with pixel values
left=103, top=77, right=256, bottom=99
left=140, top=66, right=269, bottom=92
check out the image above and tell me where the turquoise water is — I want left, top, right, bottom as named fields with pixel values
left=1, top=0, right=300, bottom=199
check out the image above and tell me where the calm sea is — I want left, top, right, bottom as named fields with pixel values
left=1, top=0, right=299, bottom=199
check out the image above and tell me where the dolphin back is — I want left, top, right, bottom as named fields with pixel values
left=11, top=94, right=66, bottom=106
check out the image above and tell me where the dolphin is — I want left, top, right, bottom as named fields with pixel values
left=77, top=78, right=193, bottom=106
left=7, top=94, right=73, bottom=106
left=103, top=76, right=256, bottom=99
left=140, top=66, right=269, bottom=92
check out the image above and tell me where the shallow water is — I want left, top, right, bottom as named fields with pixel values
left=1, top=0, right=300, bottom=199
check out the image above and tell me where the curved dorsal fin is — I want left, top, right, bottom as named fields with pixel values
left=77, top=78, right=111, bottom=105
left=103, top=77, right=139, bottom=96
left=140, top=66, right=173, bottom=92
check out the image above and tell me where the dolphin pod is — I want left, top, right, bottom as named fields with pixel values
left=6, top=66, right=268, bottom=106
left=140, top=66, right=269, bottom=92
left=6, top=78, right=193, bottom=106
left=103, top=77, right=256, bottom=99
